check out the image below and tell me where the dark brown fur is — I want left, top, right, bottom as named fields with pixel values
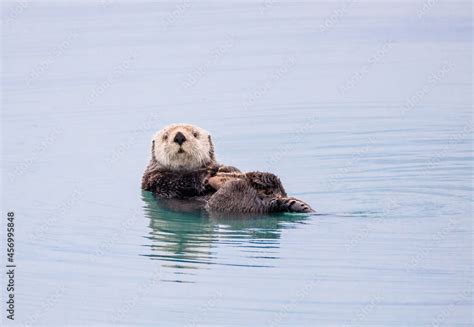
left=142, top=166, right=313, bottom=214
left=141, top=155, right=234, bottom=199
left=142, top=125, right=313, bottom=214
left=206, top=171, right=313, bottom=214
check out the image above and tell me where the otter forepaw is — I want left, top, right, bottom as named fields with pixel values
left=278, top=197, right=314, bottom=213
left=208, top=175, right=233, bottom=190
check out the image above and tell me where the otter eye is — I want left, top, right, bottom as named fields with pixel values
left=163, top=134, right=168, bottom=141
left=193, top=132, right=199, bottom=138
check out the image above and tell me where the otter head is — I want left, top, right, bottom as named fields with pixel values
left=149, top=124, right=216, bottom=171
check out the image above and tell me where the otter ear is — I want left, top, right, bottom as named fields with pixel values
left=208, top=135, right=216, bottom=161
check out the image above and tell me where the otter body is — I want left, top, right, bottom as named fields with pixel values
left=142, top=124, right=313, bottom=214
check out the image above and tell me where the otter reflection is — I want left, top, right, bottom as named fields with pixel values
left=141, top=192, right=308, bottom=272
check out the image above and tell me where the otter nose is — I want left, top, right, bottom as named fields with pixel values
left=173, top=131, right=186, bottom=145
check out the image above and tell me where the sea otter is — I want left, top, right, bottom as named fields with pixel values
left=141, top=124, right=313, bottom=214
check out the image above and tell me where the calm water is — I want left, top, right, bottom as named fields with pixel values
left=2, top=1, right=472, bottom=326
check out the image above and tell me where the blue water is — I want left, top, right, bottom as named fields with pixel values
left=1, top=1, right=472, bottom=326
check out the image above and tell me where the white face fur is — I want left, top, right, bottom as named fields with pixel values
left=151, top=124, right=215, bottom=171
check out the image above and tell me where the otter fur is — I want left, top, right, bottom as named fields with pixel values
left=142, top=124, right=313, bottom=214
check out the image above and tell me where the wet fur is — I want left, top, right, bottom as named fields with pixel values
left=207, top=172, right=313, bottom=214
left=142, top=124, right=314, bottom=214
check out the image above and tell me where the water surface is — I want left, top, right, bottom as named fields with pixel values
left=1, top=1, right=472, bottom=326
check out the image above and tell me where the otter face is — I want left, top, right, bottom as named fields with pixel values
left=151, top=124, right=215, bottom=171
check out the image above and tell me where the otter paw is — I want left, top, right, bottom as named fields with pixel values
left=207, top=164, right=221, bottom=176
left=279, top=197, right=314, bottom=213
left=208, top=176, right=232, bottom=190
